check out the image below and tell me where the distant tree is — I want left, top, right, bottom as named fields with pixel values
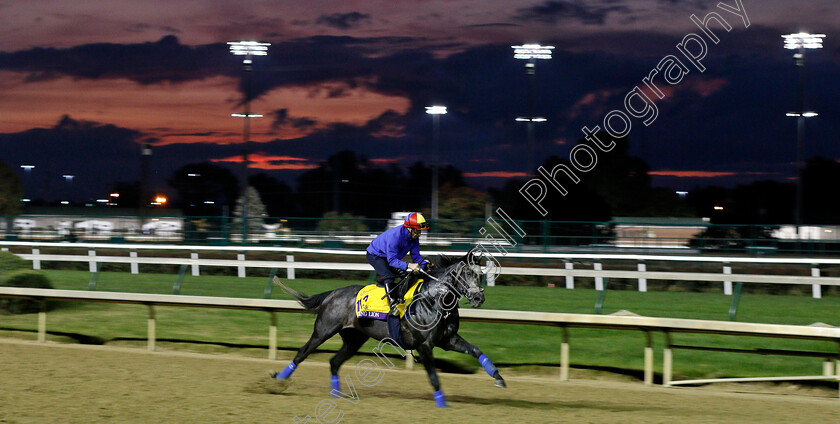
left=802, top=156, right=840, bottom=224
left=249, top=173, right=296, bottom=217
left=436, top=184, right=487, bottom=234
left=297, top=150, right=408, bottom=218
left=233, top=186, right=268, bottom=237
left=0, top=160, right=23, bottom=217
left=316, top=211, right=369, bottom=233
left=107, top=181, right=141, bottom=208
left=167, top=163, right=239, bottom=216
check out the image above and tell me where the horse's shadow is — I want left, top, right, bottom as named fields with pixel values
left=365, top=388, right=661, bottom=412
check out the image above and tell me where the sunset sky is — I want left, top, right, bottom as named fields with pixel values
left=1, top=0, right=839, bottom=202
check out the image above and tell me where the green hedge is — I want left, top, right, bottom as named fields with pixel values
left=0, top=269, right=54, bottom=314
left=0, top=250, right=29, bottom=273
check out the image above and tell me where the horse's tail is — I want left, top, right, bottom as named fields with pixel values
left=273, top=276, right=331, bottom=310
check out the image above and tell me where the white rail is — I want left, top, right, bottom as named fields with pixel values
left=1, top=287, right=837, bottom=395
left=3, top=241, right=840, bottom=298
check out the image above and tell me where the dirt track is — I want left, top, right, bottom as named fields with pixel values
left=1, top=339, right=838, bottom=424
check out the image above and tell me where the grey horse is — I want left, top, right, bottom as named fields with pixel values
left=270, top=250, right=506, bottom=408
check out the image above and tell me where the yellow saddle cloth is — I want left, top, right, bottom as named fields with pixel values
left=355, top=279, right=424, bottom=320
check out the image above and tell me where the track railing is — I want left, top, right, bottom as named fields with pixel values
left=4, top=241, right=840, bottom=298
left=0, top=287, right=838, bottom=396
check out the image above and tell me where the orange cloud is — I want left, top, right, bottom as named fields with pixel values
left=211, top=153, right=317, bottom=170
left=464, top=171, right=527, bottom=178
left=370, top=157, right=400, bottom=164
left=0, top=71, right=411, bottom=146
left=251, top=162, right=319, bottom=171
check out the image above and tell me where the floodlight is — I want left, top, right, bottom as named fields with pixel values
left=512, top=44, right=555, bottom=60
left=425, top=106, right=447, bottom=115
left=231, top=113, right=263, bottom=118
left=782, top=33, right=825, bottom=50
left=228, top=41, right=270, bottom=56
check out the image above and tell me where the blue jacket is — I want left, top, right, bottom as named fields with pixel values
left=366, top=226, right=426, bottom=271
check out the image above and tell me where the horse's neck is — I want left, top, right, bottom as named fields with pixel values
left=424, top=268, right=458, bottom=296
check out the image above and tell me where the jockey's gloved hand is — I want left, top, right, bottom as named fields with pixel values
left=406, top=262, right=420, bottom=272
left=422, top=260, right=433, bottom=271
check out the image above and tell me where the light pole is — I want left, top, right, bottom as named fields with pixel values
left=512, top=44, right=553, bottom=175
left=61, top=175, right=73, bottom=206
left=426, top=106, right=447, bottom=221
left=782, top=32, right=824, bottom=238
left=140, top=144, right=152, bottom=226
left=20, top=165, right=34, bottom=203
left=228, top=40, right=269, bottom=244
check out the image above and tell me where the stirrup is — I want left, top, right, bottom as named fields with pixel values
left=388, top=298, right=401, bottom=316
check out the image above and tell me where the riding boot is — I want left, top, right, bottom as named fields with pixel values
left=383, top=279, right=400, bottom=317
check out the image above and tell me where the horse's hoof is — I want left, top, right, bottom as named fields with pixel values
left=268, top=370, right=278, bottom=379
left=494, top=378, right=507, bottom=388
left=436, top=403, right=451, bottom=409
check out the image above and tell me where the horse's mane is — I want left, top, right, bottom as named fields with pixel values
left=428, top=253, right=470, bottom=278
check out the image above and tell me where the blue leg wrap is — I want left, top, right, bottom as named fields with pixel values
left=433, top=390, right=448, bottom=408
left=330, top=375, right=341, bottom=395
left=478, top=354, right=497, bottom=377
left=276, top=362, right=297, bottom=379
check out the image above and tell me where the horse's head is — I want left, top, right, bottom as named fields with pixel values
left=452, top=249, right=485, bottom=308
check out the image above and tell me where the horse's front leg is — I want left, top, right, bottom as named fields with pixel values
left=442, top=333, right=506, bottom=388
left=415, top=343, right=449, bottom=408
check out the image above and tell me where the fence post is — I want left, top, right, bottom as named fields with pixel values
left=565, top=262, right=574, bottom=289
left=663, top=332, right=673, bottom=386
left=644, top=331, right=654, bottom=386
left=594, top=280, right=608, bottom=314
left=130, top=250, right=138, bottom=274
left=811, top=265, right=822, bottom=299
left=287, top=255, right=295, bottom=280
left=88, top=263, right=102, bottom=290
left=560, top=327, right=570, bottom=381
left=723, top=263, right=732, bottom=295
left=88, top=250, right=97, bottom=273
left=32, top=248, right=40, bottom=270
left=822, top=359, right=834, bottom=377
left=173, top=265, right=188, bottom=295
left=638, top=261, right=647, bottom=292
left=594, top=262, right=603, bottom=291
left=269, top=311, right=277, bottom=360
left=191, top=252, right=199, bottom=276
left=728, top=282, right=743, bottom=321
left=237, top=253, right=246, bottom=278
left=38, top=301, right=47, bottom=343
left=264, top=268, right=278, bottom=299
left=147, top=304, right=156, bottom=351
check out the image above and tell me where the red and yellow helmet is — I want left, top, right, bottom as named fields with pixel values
left=404, top=212, right=429, bottom=230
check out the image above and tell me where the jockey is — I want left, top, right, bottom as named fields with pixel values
left=366, top=212, right=431, bottom=315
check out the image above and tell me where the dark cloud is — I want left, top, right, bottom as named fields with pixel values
left=514, top=0, right=631, bottom=25
left=315, top=12, right=372, bottom=30
left=0, top=35, right=225, bottom=85
left=127, top=23, right=182, bottom=34
left=271, top=109, right=317, bottom=130
left=461, top=23, right=521, bottom=29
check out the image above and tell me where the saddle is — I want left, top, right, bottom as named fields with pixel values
left=356, top=278, right=424, bottom=320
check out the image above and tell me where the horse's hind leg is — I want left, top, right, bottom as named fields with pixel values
left=328, top=329, right=369, bottom=394
left=273, top=314, right=342, bottom=380
left=441, top=333, right=506, bottom=388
